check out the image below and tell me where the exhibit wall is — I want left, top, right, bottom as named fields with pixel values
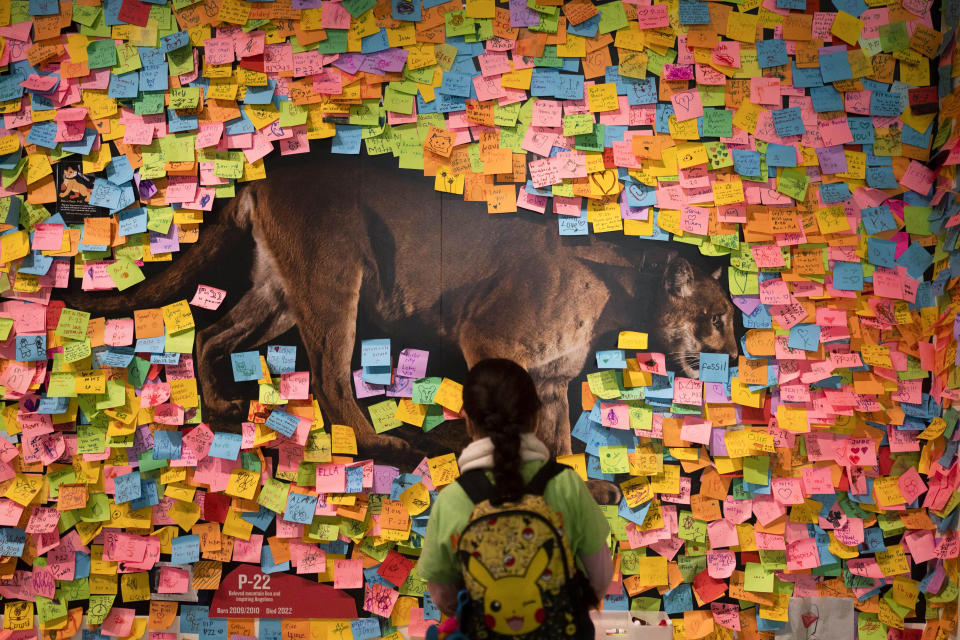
left=0, top=0, right=958, bottom=638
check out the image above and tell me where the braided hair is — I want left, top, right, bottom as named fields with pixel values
left=462, top=359, right=541, bottom=505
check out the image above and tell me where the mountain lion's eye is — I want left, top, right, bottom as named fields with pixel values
left=711, top=314, right=724, bottom=330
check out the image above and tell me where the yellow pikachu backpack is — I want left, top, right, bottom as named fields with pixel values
left=452, top=461, right=595, bottom=640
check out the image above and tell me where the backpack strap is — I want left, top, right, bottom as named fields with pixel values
left=457, top=460, right=568, bottom=504
left=456, top=469, right=497, bottom=504
left=525, top=460, right=568, bottom=496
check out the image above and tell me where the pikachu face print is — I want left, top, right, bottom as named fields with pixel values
left=467, top=547, right=550, bottom=636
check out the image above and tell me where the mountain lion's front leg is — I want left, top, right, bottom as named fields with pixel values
left=292, top=268, right=412, bottom=462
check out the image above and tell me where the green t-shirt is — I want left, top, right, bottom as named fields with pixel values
left=418, top=460, right=611, bottom=585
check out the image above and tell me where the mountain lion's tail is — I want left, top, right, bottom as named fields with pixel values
left=59, top=184, right=258, bottom=316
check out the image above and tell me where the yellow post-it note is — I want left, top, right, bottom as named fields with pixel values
left=617, top=331, right=649, bottom=350
left=830, top=11, right=863, bottom=45
left=428, top=453, right=460, bottom=487
left=432, top=378, right=463, bottom=413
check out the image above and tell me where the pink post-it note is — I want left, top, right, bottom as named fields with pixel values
left=673, top=377, right=703, bottom=406
left=157, top=566, right=190, bottom=593
left=786, top=538, right=820, bottom=570
left=801, top=466, right=835, bottom=496
left=101, top=608, right=136, bottom=637
left=280, top=372, right=310, bottom=400
left=333, top=558, right=363, bottom=589
left=670, top=88, right=703, bottom=122
left=189, top=285, right=226, bottom=310
left=396, top=348, right=429, bottom=378
left=898, top=467, right=927, bottom=504
left=316, top=464, right=346, bottom=493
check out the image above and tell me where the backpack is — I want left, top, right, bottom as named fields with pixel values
left=452, top=461, right=595, bottom=640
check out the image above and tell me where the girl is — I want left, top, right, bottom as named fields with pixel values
left=418, top=358, right=614, bottom=626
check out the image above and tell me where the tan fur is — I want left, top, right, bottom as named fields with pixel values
left=65, top=154, right=738, bottom=488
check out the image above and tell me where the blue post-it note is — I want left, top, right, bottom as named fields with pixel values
left=866, top=237, right=896, bottom=268
left=558, top=213, right=588, bottom=236
left=153, top=430, right=182, bottom=460
left=25, top=121, right=58, bottom=149
left=351, top=619, right=381, bottom=640
left=331, top=125, right=362, bottom=154
left=231, top=351, right=262, bottom=381
left=160, top=31, right=190, bottom=52
left=765, top=143, right=797, bottom=167
left=266, top=345, right=296, bottom=374
left=265, top=409, right=301, bottom=437
left=171, top=534, right=200, bottom=564
left=596, top=350, right=628, bottom=369
left=788, top=324, right=821, bottom=351
left=832, top=262, right=863, bottom=291
left=106, top=155, right=134, bottom=185
left=113, top=471, right=142, bottom=504
left=16, top=334, right=47, bottom=361
left=118, top=207, right=148, bottom=236
left=259, top=620, right=282, bottom=640
left=208, top=432, right=242, bottom=460
left=699, top=353, right=729, bottom=383
left=756, top=39, right=788, bottom=68
left=361, top=339, right=391, bottom=368
left=896, top=242, right=933, bottom=280
left=260, top=545, right=291, bottom=574
left=284, top=492, right=318, bottom=525
left=88, top=179, right=123, bottom=209
left=771, top=107, right=805, bottom=137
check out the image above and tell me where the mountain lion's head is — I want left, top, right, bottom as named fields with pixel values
left=658, top=253, right=738, bottom=379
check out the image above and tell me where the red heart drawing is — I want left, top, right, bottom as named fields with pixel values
left=801, top=613, right=818, bottom=629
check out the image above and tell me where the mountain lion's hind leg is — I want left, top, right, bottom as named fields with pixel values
left=196, top=277, right=294, bottom=428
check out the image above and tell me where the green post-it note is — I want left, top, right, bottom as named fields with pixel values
left=0, top=317, right=12, bottom=341
left=105, top=258, right=145, bottom=291
left=728, top=267, right=759, bottom=295
left=73, top=5, right=101, bottom=26
left=599, top=445, right=629, bottom=474
left=857, top=613, right=887, bottom=640
left=279, top=101, right=309, bottom=127
left=744, top=562, right=775, bottom=592
left=422, top=404, right=446, bottom=433
left=167, top=46, right=194, bottom=76
left=384, top=87, right=414, bottom=115
left=878, top=22, right=909, bottom=52
left=85, top=595, right=115, bottom=626
left=114, top=42, right=142, bottom=75
left=587, top=370, right=621, bottom=399
left=87, top=39, right=117, bottom=69
left=56, top=308, right=91, bottom=341
left=903, top=206, right=933, bottom=235
left=411, top=377, right=441, bottom=405
left=341, top=0, right=376, bottom=17
left=164, top=328, right=195, bottom=353
left=135, top=91, right=166, bottom=116
left=777, top=167, right=809, bottom=201
left=63, top=339, right=92, bottom=364
left=157, top=133, right=197, bottom=163
left=444, top=11, right=476, bottom=37
left=743, top=455, right=770, bottom=485
left=563, top=113, right=594, bottom=137
left=169, top=87, right=200, bottom=110
left=702, top=109, right=733, bottom=138
left=35, top=596, right=68, bottom=624
left=369, top=399, right=403, bottom=433
left=597, top=1, right=628, bottom=33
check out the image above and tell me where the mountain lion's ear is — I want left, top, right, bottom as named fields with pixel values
left=663, top=254, right=694, bottom=298
left=711, top=266, right=722, bottom=280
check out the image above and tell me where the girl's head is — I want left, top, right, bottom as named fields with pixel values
left=462, top=358, right=541, bottom=503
